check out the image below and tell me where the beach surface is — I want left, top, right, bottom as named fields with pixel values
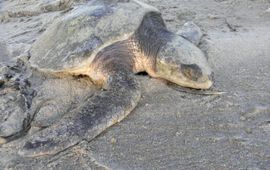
left=0, top=0, right=269, bottom=169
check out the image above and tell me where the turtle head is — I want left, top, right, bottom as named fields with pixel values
left=155, top=36, right=213, bottom=89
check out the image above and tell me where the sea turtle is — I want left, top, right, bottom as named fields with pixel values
left=19, top=0, right=213, bottom=157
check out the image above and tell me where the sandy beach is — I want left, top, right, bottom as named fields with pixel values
left=0, top=0, right=269, bottom=169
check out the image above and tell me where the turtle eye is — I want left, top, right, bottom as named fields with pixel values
left=181, top=64, right=202, bottom=81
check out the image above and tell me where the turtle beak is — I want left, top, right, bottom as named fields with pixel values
left=195, top=75, right=213, bottom=89
left=193, top=72, right=214, bottom=89
left=154, top=58, right=214, bottom=90
left=174, top=74, right=213, bottom=90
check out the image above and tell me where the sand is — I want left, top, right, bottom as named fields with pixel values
left=0, top=0, right=270, bottom=169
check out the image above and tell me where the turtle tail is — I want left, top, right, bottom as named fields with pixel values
left=19, top=71, right=141, bottom=157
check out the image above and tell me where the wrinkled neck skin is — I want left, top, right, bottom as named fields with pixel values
left=87, top=12, right=170, bottom=88
left=87, top=39, right=135, bottom=88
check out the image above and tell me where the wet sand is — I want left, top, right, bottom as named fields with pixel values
left=0, top=0, right=270, bottom=169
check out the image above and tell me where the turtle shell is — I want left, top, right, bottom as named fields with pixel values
left=30, top=0, right=159, bottom=71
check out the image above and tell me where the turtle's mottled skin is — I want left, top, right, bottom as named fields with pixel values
left=19, top=0, right=213, bottom=157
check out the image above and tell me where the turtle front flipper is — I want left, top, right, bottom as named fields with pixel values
left=19, top=70, right=141, bottom=157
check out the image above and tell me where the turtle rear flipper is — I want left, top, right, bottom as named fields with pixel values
left=19, top=70, right=141, bottom=157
